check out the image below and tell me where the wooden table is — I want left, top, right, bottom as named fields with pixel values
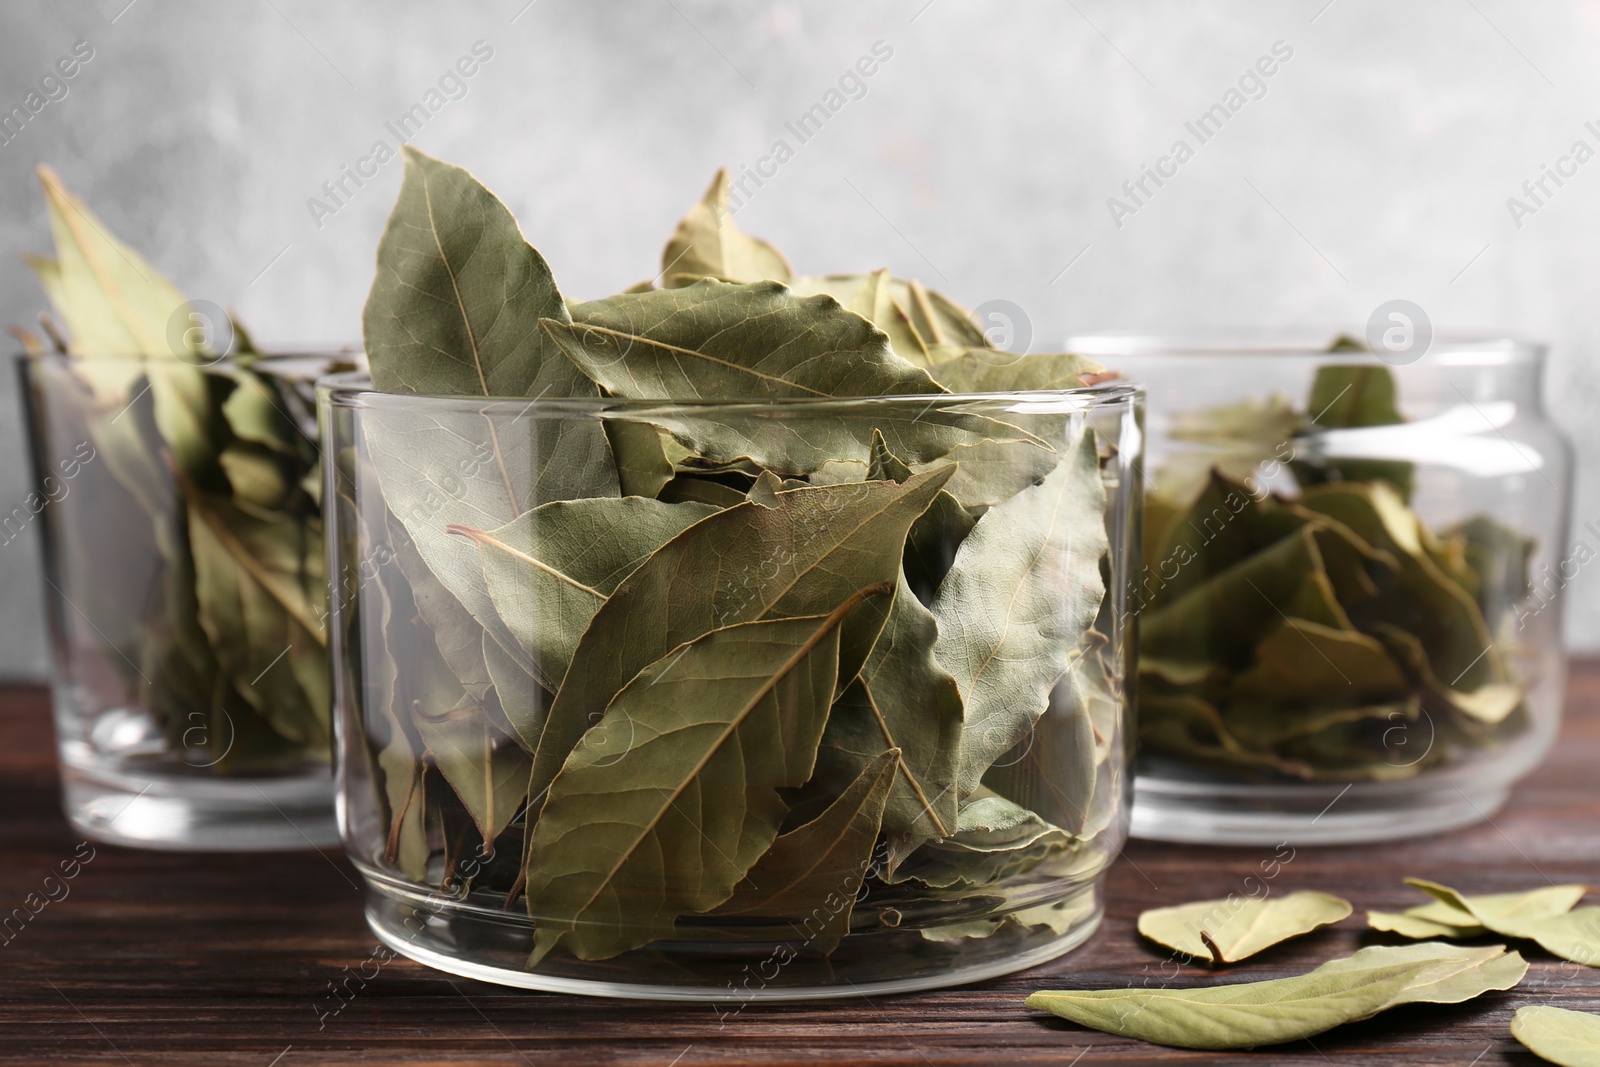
left=3, top=665, right=1598, bottom=1066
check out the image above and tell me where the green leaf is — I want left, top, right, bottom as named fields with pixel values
left=1513, top=1005, right=1600, bottom=1066
left=359, top=148, right=620, bottom=705
left=933, top=430, right=1108, bottom=794
left=1152, top=393, right=1303, bottom=506
left=1027, top=943, right=1527, bottom=1051
left=1367, top=908, right=1485, bottom=941
left=1405, top=878, right=1600, bottom=965
left=524, top=586, right=888, bottom=962
left=814, top=577, right=963, bottom=861
left=1294, top=363, right=1414, bottom=498
left=446, top=496, right=718, bottom=706
left=363, top=146, right=588, bottom=400
left=710, top=747, right=897, bottom=944
left=529, top=468, right=955, bottom=816
left=889, top=788, right=1073, bottom=889
left=414, top=701, right=531, bottom=852
left=31, top=165, right=196, bottom=359
left=927, top=351, right=1108, bottom=393
left=1137, top=891, right=1352, bottom=964
left=788, top=272, right=990, bottom=355
left=185, top=493, right=328, bottom=747
left=550, top=280, right=1018, bottom=472
left=661, top=169, right=792, bottom=285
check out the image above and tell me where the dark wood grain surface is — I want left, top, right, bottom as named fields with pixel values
left=3, top=665, right=1598, bottom=1066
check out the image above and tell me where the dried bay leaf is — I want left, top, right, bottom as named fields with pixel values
left=1406, top=879, right=1600, bottom=965
left=814, top=577, right=963, bottom=863
left=447, top=496, right=718, bottom=704
left=414, top=701, right=531, bottom=853
left=1367, top=909, right=1485, bottom=940
left=710, top=747, right=897, bottom=944
left=361, top=147, right=618, bottom=687
left=935, top=429, right=1109, bottom=795
left=890, top=788, right=1073, bottom=890
left=1294, top=363, right=1414, bottom=498
left=1513, top=1005, right=1600, bottom=1067
left=525, top=587, right=888, bottom=962
left=661, top=169, right=792, bottom=285
left=927, top=351, right=1108, bottom=394
left=1027, top=942, right=1528, bottom=1051
left=787, top=272, right=990, bottom=354
left=1137, top=891, right=1352, bottom=964
left=529, top=469, right=954, bottom=815
left=551, top=280, right=1020, bottom=471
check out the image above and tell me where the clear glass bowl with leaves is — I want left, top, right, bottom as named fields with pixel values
left=1075, top=331, right=1573, bottom=845
left=15, top=167, right=354, bottom=849
left=322, top=150, right=1142, bottom=998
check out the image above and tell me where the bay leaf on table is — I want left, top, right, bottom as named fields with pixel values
left=1513, top=1005, right=1600, bottom=1067
left=932, top=429, right=1108, bottom=795
left=660, top=168, right=792, bottom=285
left=1027, top=942, right=1527, bottom=1051
left=1367, top=908, right=1485, bottom=941
left=710, top=747, right=897, bottom=946
left=447, top=496, right=718, bottom=705
left=1408, top=878, right=1600, bottom=966
left=528, top=468, right=954, bottom=817
left=1137, top=890, right=1352, bottom=964
left=550, top=279, right=1020, bottom=472
left=524, top=586, right=889, bottom=962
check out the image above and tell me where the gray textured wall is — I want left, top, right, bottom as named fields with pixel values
left=0, top=0, right=1595, bottom=677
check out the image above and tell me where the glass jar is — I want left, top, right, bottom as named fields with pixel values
left=19, top=352, right=356, bottom=850
left=321, top=374, right=1141, bottom=999
left=1073, top=331, right=1573, bottom=845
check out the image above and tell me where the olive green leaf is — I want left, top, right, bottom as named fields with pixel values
left=549, top=280, right=1020, bottom=472
left=360, top=148, right=619, bottom=691
left=711, top=747, right=897, bottom=944
left=388, top=518, right=495, bottom=704
left=1407, top=879, right=1600, bottom=965
left=788, top=272, right=990, bottom=355
left=1367, top=908, right=1485, bottom=941
left=31, top=165, right=195, bottom=360
left=1137, top=891, right=1353, bottom=964
left=927, top=351, right=1108, bottom=394
left=1152, top=393, right=1303, bottom=506
left=186, top=493, right=328, bottom=746
left=530, top=468, right=955, bottom=814
left=1027, top=943, right=1527, bottom=1051
left=363, top=146, right=590, bottom=401
left=1513, top=1006, right=1600, bottom=1067
left=1294, top=363, right=1413, bottom=498
left=814, top=578, right=963, bottom=862
left=890, top=788, right=1073, bottom=889
left=604, top=419, right=682, bottom=499
left=414, top=699, right=531, bottom=853
left=933, top=430, right=1108, bottom=794
left=1447, top=514, right=1536, bottom=628
left=525, top=586, right=888, bottom=962
left=867, top=429, right=975, bottom=599
left=446, top=496, right=718, bottom=707
left=661, top=169, right=792, bottom=285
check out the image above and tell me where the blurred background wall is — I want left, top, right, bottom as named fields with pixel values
left=0, top=0, right=1596, bottom=675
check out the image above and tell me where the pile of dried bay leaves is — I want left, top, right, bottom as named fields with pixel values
left=348, top=149, right=1128, bottom=968
left=17, top=167, right=345, bottom=771
left=1138, top=359, right=1533, bottom=781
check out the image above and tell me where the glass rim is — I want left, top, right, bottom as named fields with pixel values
left=16, top=347, right=363, bottom=368
left=1065, top=330, right=1546, bottom=366
left=315, top=369, right=1143, bottom=414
